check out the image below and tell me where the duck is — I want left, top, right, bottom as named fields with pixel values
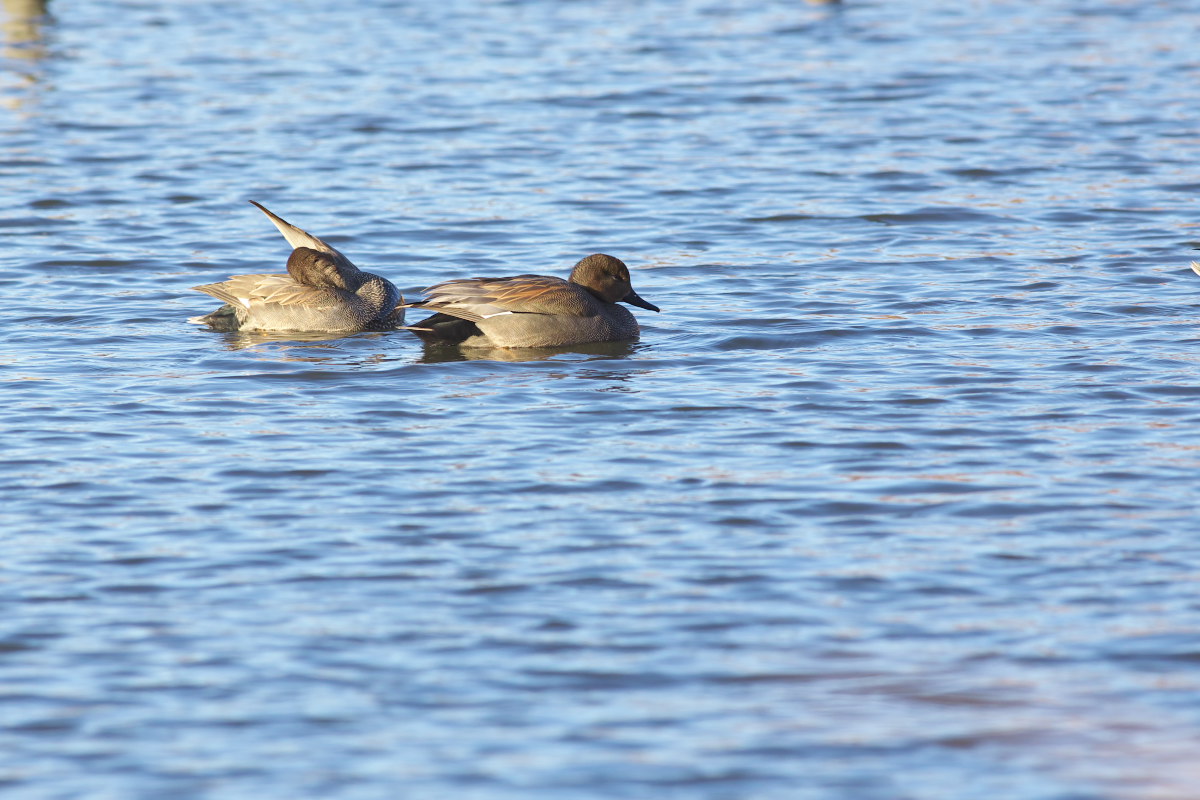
left=403, top=253, right=659, bottom=348
left=189, top=201, right=403, bottom=333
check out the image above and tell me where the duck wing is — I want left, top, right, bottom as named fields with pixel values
left=413, top=274, right=590, bottom=322
left=192, top=274, right=340, bottom=310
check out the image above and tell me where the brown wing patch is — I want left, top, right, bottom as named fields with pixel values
left=287, top=247, right=358, bottom=291
left=421, top=275, right=591, bottom=318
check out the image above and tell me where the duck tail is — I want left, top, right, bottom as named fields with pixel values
left=249, top=201, right=338, bottom=255
left=188, top=304, right=244, bottom=330
left=403, top=313, right=481, bottom=344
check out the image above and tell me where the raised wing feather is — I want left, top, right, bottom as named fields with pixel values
left=250, top=201, right=359, bottom=276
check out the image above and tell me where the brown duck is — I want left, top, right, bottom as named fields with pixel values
left=189, top=202, right=403, bottom=333
left=404, top=254, right=659, bottom=348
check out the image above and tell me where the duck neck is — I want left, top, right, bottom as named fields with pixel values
left=357, top=274, right=400, bottom=312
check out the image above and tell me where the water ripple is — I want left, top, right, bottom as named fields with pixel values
left=3, top=0, right=1200, bottom=798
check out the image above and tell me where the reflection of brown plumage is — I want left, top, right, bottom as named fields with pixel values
left=189, top=202, right=403, bottom=333
left=404, top=254, right=660, bottom=348
left=3, top=0, right=50, bottom=65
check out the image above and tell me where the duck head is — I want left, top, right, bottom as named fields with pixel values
left=570, top=253, right=660, bottom=311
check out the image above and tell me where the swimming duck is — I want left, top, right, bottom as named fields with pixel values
left=404, top=253, right=659, bottom=348
left=189, top=202, right=403, bottom=333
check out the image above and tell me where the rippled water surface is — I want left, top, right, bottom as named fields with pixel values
left=4, top=1, right=1200, bottom=797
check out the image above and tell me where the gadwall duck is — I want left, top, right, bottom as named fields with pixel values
left=403, top=254, right=659, bottom=348
left=189, top=202, right=403, bottom=333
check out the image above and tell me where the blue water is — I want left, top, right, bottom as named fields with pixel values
left=3, top=1, right=1200, bottom=797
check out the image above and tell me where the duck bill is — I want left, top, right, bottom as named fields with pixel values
left=622, top=289, right=660, bottom=312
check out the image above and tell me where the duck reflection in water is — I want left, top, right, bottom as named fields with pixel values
left=3, top=0, right=50, bottom=59
left=3, top=0, right=51, bottom=107
left=415, top=338, right=642, bottom=364
left=211, top=329, right=395, bottom=353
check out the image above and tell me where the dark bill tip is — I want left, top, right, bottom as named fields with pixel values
left=622, top=289, right=660, bottom=313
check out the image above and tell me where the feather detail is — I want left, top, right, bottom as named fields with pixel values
left=192, top=274, right=342, bottom=311
left=417, top=275, right=591, bottom=320
left=251, top=201, right=337, bottom=255
left=250, top=201, right=362, bottom=279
